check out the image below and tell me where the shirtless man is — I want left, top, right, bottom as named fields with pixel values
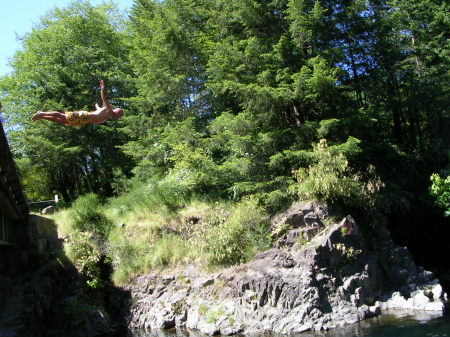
left=32, top=80, right=123, bottom=126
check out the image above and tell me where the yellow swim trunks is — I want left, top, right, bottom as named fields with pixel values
left=65, top=111, right=90, bottom=127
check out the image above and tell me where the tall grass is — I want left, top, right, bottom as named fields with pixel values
left=107, top=178, right=190, bottom=218
left=70, top=193, right=113, bottom=242
left=194, top=198, right=271, bottom=265
left=52, top=179, right=272, bottom=286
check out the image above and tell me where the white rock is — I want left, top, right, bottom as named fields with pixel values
left=431, top=284, right=443, bottom=300
left=185, top=307, right=200, bottom=329
left=413, top=292, right=430, bottom=309
left=342, top=277, right=355, bottom=292
left=405, top=297, right=414, bottom=309
left=385, top=292, right=408, bottom=309
left=425, top=301, right=444, bottom=311
left=369, top=304, right=381, bottom=316
left=296, top=322, right=313, bottom=333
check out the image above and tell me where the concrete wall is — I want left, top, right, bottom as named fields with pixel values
left=28, top=214, right=60, bottom=254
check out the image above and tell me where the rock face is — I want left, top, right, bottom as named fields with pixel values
left=120, top=202, right=448, bottom=335
left=0, top=264, right=113, bottom=337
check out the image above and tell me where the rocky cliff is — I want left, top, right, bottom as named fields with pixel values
left=118, top=202, right=447, bottom=335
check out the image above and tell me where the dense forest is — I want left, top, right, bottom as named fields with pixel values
left=0, top=0, right=449, bottom=284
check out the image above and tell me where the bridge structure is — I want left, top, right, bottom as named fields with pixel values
left=0, top=119, right=59, bottom=275
left=0, top=120, right=30, bottom=255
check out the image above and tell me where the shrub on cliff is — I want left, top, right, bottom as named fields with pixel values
left=291, top=138, right=384, bottom=211
left=107, top=177, right=190, bottom=218
left=70, top=193, right=113, bottom=242
left=430, top=173, right=450, bottom=217
left=64, top=231, right=102, bottom=286
left=195, top=198, right=270, bottom=266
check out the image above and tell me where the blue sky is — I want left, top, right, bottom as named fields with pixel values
left=0, top=0, right=135, bottom=76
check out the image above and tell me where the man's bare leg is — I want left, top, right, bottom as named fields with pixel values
left=38, top=115, right=67, bottom=125
left=32, top=111, right=66, bottom=124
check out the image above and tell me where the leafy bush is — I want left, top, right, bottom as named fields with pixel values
left=60, top=194, right=114, bottom=287
left=144, top=178, right=190, bottom=213
left=108, top=177, right=190, bottom=217
left=64, top=231, right=101, bottom=284
left=291, top=138, right=383, bottom=209
left=70, top=193, right=113, bottom=241
left=107, top=227, right=141, bottom=285
left=169, top=143, right=220, bottom=194
left=196, top=198, right=270, bottom=266
left=256, top=189, right=294, bottom=215
left=430, top=173, right=450, bottom=216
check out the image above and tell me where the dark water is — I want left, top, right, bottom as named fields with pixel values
left=120, top=311, right=450, bottom=337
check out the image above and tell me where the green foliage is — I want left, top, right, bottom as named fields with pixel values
left=3, top=0, right=449, bottom=284
left=296, top=234, right=309, bottom=247
left=107, top=226, right=142, bottom=285
left=317, top=118, right=340, bottom=139
left=198, top=303, right=209, bottom=317
left=64, top=231, right=102, bottom=284
left=108, top=177, right=190, bottom=216
left=206, top=306, right=225, bottom=324
left=0, top=1, right=134, bottom=202
left=14, top=157, right=51, bottom=201
left=333, top=243, right=362, bottom=263
left=70, top=193, right=113, bottom=241
left=148, top=234, right=188, bottom=268
left=271, top=222, right=292, bottom=239
left=196, top=198, right=270, bottom=266
left=292, top=57, right=340, bottom=119
left=58, top=193, right=114, bottom=287
left=261, top=188, right=295, bottom=214
left=287, top=0, right=327, bottom=53
left=169, top=143, right=220, bottom=194
left=430, top=173, right=450, bottom=217
left=292, top=139, right=360, bottom=204
left=291, top=138, right=384, bottom=209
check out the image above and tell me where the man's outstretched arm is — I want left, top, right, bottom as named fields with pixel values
left=100, top=80, right=113, bottom=115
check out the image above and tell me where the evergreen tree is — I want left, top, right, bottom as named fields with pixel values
left=0, top=1, right=135, bottom=201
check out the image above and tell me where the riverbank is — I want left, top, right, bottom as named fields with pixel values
left=112, top=201, right=448, bottom=335
left=1, top=201, right=448, bottom=337
left=123, top=311, right=450, bottom=337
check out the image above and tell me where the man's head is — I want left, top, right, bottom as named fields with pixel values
left=112, top=108, right=124, bottom=119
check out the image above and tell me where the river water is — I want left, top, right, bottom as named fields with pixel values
left=121, top=311, right=450, bottom=337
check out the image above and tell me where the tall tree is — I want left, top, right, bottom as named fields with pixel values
left=121, top=0, right=213, bottom=180
left=121, top=0, right=448, bottom=215
left=123, top=0, right=365, bottom=208
left=0, top=1, right=135, bottom=201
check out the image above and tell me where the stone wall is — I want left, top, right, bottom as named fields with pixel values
left=28, top=215, right=61, bottom=255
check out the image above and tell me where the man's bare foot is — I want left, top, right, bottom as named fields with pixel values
left=32, top=111, right=42, bottom=121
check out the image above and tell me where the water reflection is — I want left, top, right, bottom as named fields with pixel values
left=118, top=311, right=449, bottom=337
